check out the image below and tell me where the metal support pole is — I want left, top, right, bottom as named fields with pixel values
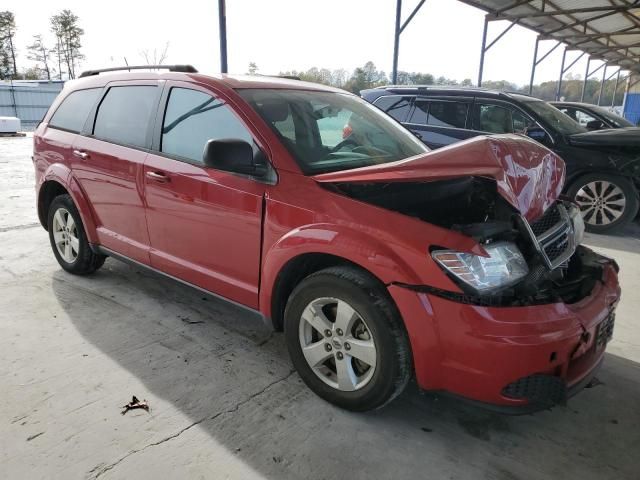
left=392, top=0, right=402, bottom=84
left=529, top=37, right=540, bottom=95
left=581, top=57, right=590, bottom=102
left=478, top=16, right=488, bottom=87
left=555, top=47, right=567, bottom=100
left=612, top=69, right=621, bottom=107
left=218, top=0, right=228, bottom=73
left=622, top=75, right=630, bottom=117
left=597, top=64, right=607, bottom=105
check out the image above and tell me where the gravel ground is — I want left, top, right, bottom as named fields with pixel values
left=1, top=134, right=639, bottom=480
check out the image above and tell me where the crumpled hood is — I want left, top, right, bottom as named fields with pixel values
left=313, top=135, right=565, bottom=222
left=569, top=127, right=640, bottom=148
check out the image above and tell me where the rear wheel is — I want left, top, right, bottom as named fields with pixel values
left=567, top=174, right=639, bottom=234
left=284, top=266, right=411, bottom=411
left=47, top=194, right=106, bottom=274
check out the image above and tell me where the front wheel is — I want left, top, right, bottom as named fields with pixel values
left=567, top=174, right=639, bottom=234
left=284, top=266, right=412, bottom=411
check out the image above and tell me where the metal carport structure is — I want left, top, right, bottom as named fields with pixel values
left=390, top=0, right=640, bottom=107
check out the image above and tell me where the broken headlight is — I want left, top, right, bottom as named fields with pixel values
left=432, top=241, right=529, bottom=293
left=567, top=203, right=585, bottom=245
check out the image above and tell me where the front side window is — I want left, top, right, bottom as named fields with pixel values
left=239, top=89, right=428, bottom=174
left=93, top=86, right=158, bottom=148
left=161, top=88, right=254, bottom=163
left=373, top=96, right=411, bottom=122
left=475, top=104, right=514, bottom=134
left=49, top=88, right=102, bottom=133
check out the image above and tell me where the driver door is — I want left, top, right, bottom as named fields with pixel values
left=143, top=82, right=268, bottom=308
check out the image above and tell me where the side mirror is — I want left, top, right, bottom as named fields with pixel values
left=203, top=139, right=267, bottom=177
left=524, top=126, right=550, bottom=144
left=586, top=119, right=604, bottom=130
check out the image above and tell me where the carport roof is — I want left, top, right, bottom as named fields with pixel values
left=460, top=0, right=640, bottom=74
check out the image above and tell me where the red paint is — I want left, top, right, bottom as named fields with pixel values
left=314, top=134, right=565, bottom=222
left=34, top=71, right=620, bottom=409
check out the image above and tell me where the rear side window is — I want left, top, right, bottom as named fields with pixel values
left=161, top=87, right=253, bottom=163
left=408, top=101, right=429, bottom=124
left=49, top=88, right=102, bottom=133
left=427, top=101, right=468, bottom=128
left=373, top=96, right=411, bottom=122
left=93, top=86, right=158, bottom=148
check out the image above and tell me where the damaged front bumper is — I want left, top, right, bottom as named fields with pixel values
left=388, top=247, right=620, bottom=413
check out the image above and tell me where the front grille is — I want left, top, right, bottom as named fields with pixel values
left=530, top=206, right=561, bottom=236
left=596, top=314, right=615, bottom=346
left=524, top=204, right=576, bottom=270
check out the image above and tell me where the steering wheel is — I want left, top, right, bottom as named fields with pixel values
left=330, top=138, right=358, bottom=153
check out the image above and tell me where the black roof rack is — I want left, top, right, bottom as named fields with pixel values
left=79, top=64, right=198, bottom=78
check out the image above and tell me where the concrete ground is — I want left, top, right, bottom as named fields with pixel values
left=1, top=134, right=639, bottom=480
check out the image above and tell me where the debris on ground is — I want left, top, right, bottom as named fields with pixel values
left=121, top=396, right=150, bottom=415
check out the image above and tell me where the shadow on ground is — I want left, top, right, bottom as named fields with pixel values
left=50, top=258, right=640, bottom=480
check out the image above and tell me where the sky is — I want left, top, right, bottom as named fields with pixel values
left=7, top=0, right=597, bottom=86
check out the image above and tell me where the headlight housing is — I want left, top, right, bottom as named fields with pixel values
left=567, top=203, right=585, bottom=246
left=432, top=241, right=529, bottom=293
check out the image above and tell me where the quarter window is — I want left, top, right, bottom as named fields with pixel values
left=373, top=96, right=411, bottom=122
left=49, top=88, right=102, bottom=133
left=161, top=88, right=253, bottom=163
left=93, top=86, right=158, bottom=148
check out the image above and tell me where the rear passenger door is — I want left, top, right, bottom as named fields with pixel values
left=72, top=81, right=162, bottom=263
left=404, top=97, right=474, bottom=149
left=143, top=82, right=268, bottom=309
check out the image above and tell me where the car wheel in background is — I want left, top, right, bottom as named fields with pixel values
left=567, top=174, right=639, bottom=234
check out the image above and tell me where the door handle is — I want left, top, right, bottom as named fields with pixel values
left=146, top=171, right=170, bottom=183
left=72, top=149, right=89, bottom=160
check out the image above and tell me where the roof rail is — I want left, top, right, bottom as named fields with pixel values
left=78, top=65, right=198, bottom=78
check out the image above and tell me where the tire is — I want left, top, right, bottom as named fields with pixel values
left=284, top=266, right=412, bottom=411
left=47, top=194, right=106, bottom=274
left=567, top=173, right=639, bottom=234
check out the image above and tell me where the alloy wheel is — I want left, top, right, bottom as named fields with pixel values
left=574, top=180, right=626, bottom=227
left=298, top=297, right=377, bottom=391
left=52, top=207, right=79, bottom=263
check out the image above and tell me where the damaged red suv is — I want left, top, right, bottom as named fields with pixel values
left=34, top=65, right=620, bottom=412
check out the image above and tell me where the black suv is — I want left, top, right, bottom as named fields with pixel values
left=361, top=86, right=640, bottom=233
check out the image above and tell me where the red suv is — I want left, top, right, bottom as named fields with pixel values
left=34, top=65, right=620, bottom=412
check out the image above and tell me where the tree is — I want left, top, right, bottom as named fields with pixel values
left=247, top=62, right=258, bottom=75
left=141, top=42, right=169, bottom=66
left=51, top=10, right=84, bottom=79
left=0, top=11, right=17, bottom=79
left=27, top=35, right=51, bottom=80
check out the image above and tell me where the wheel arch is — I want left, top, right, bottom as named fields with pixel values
left=261, top=225, right=420, bottom=331
left=38, top=170, right=99, bottom=243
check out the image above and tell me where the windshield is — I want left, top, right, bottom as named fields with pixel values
left=592, top=106, right=634, bottom=128
left=238, top=89, right=428, bottom=174
left=523, top=99, right=587, bottom=135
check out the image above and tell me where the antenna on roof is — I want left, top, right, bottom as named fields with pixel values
left=124, top=57, right=129, bottom=71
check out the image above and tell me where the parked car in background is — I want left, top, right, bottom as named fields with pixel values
left=34, top=67, right=619, bottom=413
left=550, top=101, right=635, bottom=130
left=361, top=86, right=640, bottom=233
